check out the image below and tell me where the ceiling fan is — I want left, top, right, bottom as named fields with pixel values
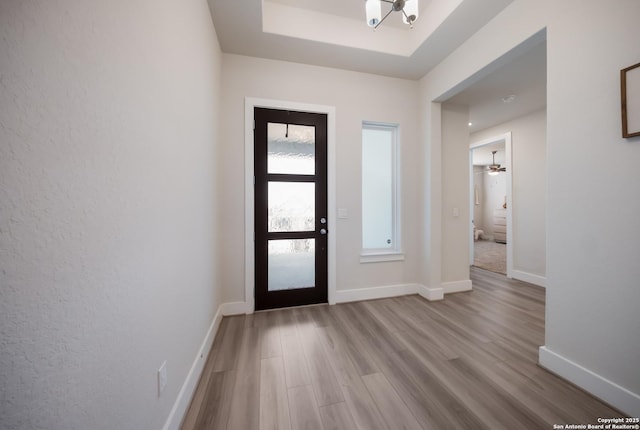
left=487, top=150, right=506, bottom=175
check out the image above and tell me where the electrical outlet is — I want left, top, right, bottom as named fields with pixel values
left=158, top=361, right=167, bottom=397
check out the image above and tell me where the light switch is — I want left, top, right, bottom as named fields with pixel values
left=337, top=208, right=348, bottom=219
left=452, top=207, right=460, bottom=217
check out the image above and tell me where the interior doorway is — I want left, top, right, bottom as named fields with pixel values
left=469, top=133, right=512, bottom=277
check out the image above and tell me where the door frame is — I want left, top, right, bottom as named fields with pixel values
left=245, top=97, right=336, bottom=313
left=468, top=132, right=513, bottom=278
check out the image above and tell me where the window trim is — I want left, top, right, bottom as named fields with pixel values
left=359, top=251, right=405, bottom=264
left=360, top=121, right=403, bottom=263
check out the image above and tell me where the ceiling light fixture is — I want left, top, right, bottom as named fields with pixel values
left=366, top=0, right=419, bottom=29
left=487, top=150, right=506, bottom=176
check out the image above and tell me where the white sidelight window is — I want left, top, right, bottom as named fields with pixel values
left=361, top=122, right=403, bottom=262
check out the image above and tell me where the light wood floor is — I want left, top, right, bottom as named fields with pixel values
left=181, top=268, right=624, bottom=430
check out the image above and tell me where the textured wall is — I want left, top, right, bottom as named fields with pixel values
left=0, top=1, right=223, bottom=429
left=544, top=0, right=640, bottom=401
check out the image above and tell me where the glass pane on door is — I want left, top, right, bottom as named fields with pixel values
left=268, top=123, right=315, bottom=175
left=268, top=182, right=315, bottom=232
left=268, top=239, right=315, bottom=291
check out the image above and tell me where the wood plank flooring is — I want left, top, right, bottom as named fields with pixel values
left=181, top=268, right=625, bottom=430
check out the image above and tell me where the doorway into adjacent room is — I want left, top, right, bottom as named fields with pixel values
left=469, top=133, right=512, bottom=276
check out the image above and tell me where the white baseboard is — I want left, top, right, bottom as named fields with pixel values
left=417, top=284, right=444, bottom=301
left=163, top=307, right=224, bottom=430
left=332, top=282, right=446, bottom=303
left=220, top=300, right=251, bottom=315
left=442, top=279, right=472, bottom=294
left=334, top=283, right=418, bottom=303
left=220, top=280, right=468, bottom=311
left=512, top=270, right=546, bottom=288
left=539, top=346, right=640, bottom=416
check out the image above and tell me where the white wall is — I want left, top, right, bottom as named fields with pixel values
left=420, top=0, right=640, bottom=415
left=543, top=1, right=640, bottom=414
left=472, top=166, right=485, bottom=232
left=441, top=104, right=471, bottom=284
left=472, top=109, right=546, bottom=280
left=0, top=1, right=223, bottom=429
left=220, top=54, right=422, bottom=303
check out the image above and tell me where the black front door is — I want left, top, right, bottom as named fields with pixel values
left=254, top=108, right=328, bottom=311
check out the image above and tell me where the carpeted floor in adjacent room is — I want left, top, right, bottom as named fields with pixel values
left=473, top=239, right=506, bottom=274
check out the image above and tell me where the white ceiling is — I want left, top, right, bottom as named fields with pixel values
left=207, top=0, right=546, bottom=135
left=448, top=40, right=547, bottom=133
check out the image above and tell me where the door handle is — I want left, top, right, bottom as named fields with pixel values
left=320, top=228, right=328, bottom=235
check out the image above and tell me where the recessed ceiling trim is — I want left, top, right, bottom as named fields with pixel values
left=263, top=1, right=411, bottom=56
left=262, top=0, right=463, bottom=57
left=406, top=0, right=463, bottom=46
left=208, top=0, right=517, bottom=80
